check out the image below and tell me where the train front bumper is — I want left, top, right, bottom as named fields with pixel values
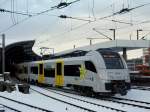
left=105, top=81, right=131, bottom=95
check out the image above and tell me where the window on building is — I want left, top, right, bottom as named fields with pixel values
left=85, top=61, right=97, bottom=73
left=64, top=65, right=80, bottom=76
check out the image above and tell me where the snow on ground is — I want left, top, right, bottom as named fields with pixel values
left=0, top=88, right=82, bottom=112
left=115, top=89, right=150, bottom=103
left=0, top=104, right=15, bottom=112
left=0, top=85, right=150, bottom=112
left=31, top=86, right=118, bottom=112
left=46, top=87, right=150, bottom=112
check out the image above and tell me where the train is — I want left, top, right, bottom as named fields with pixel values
left=15, top=49, right=131, bottom=96
left=130, top=64, right=150, bottom=83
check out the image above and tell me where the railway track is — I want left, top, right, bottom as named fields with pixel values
left=39, top=86, right=150, bottom=112
left=102, top=97, right=150, bottom=110
left=0, top=95, right=53, bottom=112
left=132, top=86, right=150, bottom=91
left=0, top=104, right=21, bottom=112
left=31, top=87, right=125, bottom=112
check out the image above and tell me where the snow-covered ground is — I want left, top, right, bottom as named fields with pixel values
left=0, top=85, right=150, bottom=112
left=115, top=88, right=150, bottom=103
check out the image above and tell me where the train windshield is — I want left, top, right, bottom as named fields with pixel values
left=100, top=51, right=124, bottom=69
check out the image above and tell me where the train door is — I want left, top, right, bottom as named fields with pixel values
left=37, top=62, right=45, bottom=83
left=55, top=60, right=64, bottom=87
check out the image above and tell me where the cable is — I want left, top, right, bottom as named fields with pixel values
left=36, top=1, right=150, bottom=46
left=36, top=0, right=80, bottom=16
left=111, top=19, right=133, bottom=25
left=92, top=0, right=96, bottom=20
left=59, top=15, right=92, bottom=22
left=141, top=32, right=150, bottom=40
left=10, top=0, right=15, bottom=24
left=12, top=0, right=16, bottom=24
left=26, top=0, right=29, bottom=14
left=0, top=8, right=32, bottom=16
left=93, top=28, right=112, bottom=40
left=34, top=1, right=126, bottom=45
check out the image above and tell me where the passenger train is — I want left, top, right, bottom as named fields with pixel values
left=15, top=49, right=131, bottom=96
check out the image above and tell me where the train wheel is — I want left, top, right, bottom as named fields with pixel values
left=86, top=87, right=93, bottom=97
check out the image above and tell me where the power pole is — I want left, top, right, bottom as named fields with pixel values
left=90, top=39, right=92, bottom=45
left=109, top=29, right=116, bottom=40
left=73, top=45, right=76, bottom=49
left=2, top=34, right=5, bottom=81
left=87, top=38, right=102, bottom=45
left=137, top=29, right=142, bottom=40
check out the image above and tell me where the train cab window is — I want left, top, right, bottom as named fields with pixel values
left=39, top=64, right=44, bottom=74
left=85, top=61, right=97, bottom=73
left=31, top=66, right=38, bottom=74
left=44, top=68, right=55, bottom=77
left=57, top=63, right=62, bottom=75
left=100, top=52, right=124, bottom=69
left=64, top=65, right=80, bottom=76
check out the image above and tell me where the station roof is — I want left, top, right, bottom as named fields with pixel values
left=56, top=40, right=150, bottom=55
left=0, top=40, right=41, bottom=74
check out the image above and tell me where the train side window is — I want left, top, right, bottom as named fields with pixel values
left=57, top=63, right=62, bottom=75
left=31, top=67, right=38, bottom=74
left=24, top=67, right=28, bottom=74
left=64, top=65, right=80, bottom=76
left=39, top=64, right=43, bottom=74
left=19, top=68, right=23, bottom=73
left=85, top=61, right=97, bottom=73
left=44, top=68, right=55, bottom=77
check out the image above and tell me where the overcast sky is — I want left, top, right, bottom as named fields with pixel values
left=0, top=0, right=150, bottom=57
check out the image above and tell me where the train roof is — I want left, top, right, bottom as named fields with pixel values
left=18, top=48, right=115, bottom=65
left=49, top=48, right=114, bottom=59
left=49, top=50, right=88, bottom=59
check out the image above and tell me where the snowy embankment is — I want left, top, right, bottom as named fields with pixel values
left=0, top=85, right=150, bottom=112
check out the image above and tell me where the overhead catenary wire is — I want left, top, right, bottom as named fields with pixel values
left=1, top=0, right=150, bottom=48
left=36, top=1, right=150, bottom=46
left=36, top=0, right=80, bottom=15
left=111, top=19, right=133, bottom=25
left=10, top=0, right=15, bottom=24
left=92, top=0, right=96, bottom=20
left=0, top=8, right=32, bottom=16
left=140, top=31, right=150, bottom=40
left=58, top=15, right=92, bottom=22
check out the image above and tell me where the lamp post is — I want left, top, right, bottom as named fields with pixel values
left=1, top=34, right=5, bottom=81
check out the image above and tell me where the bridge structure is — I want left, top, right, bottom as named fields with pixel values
left=55, top=40, right=150, bottom=61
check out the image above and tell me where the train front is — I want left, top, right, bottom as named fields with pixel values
left=97, top=49, right=131, bottom=96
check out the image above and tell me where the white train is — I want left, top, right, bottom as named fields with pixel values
left=15, top=49, right=131, bottom=96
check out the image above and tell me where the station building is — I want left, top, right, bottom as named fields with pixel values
left=0, top=40, right=41, bottom=75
